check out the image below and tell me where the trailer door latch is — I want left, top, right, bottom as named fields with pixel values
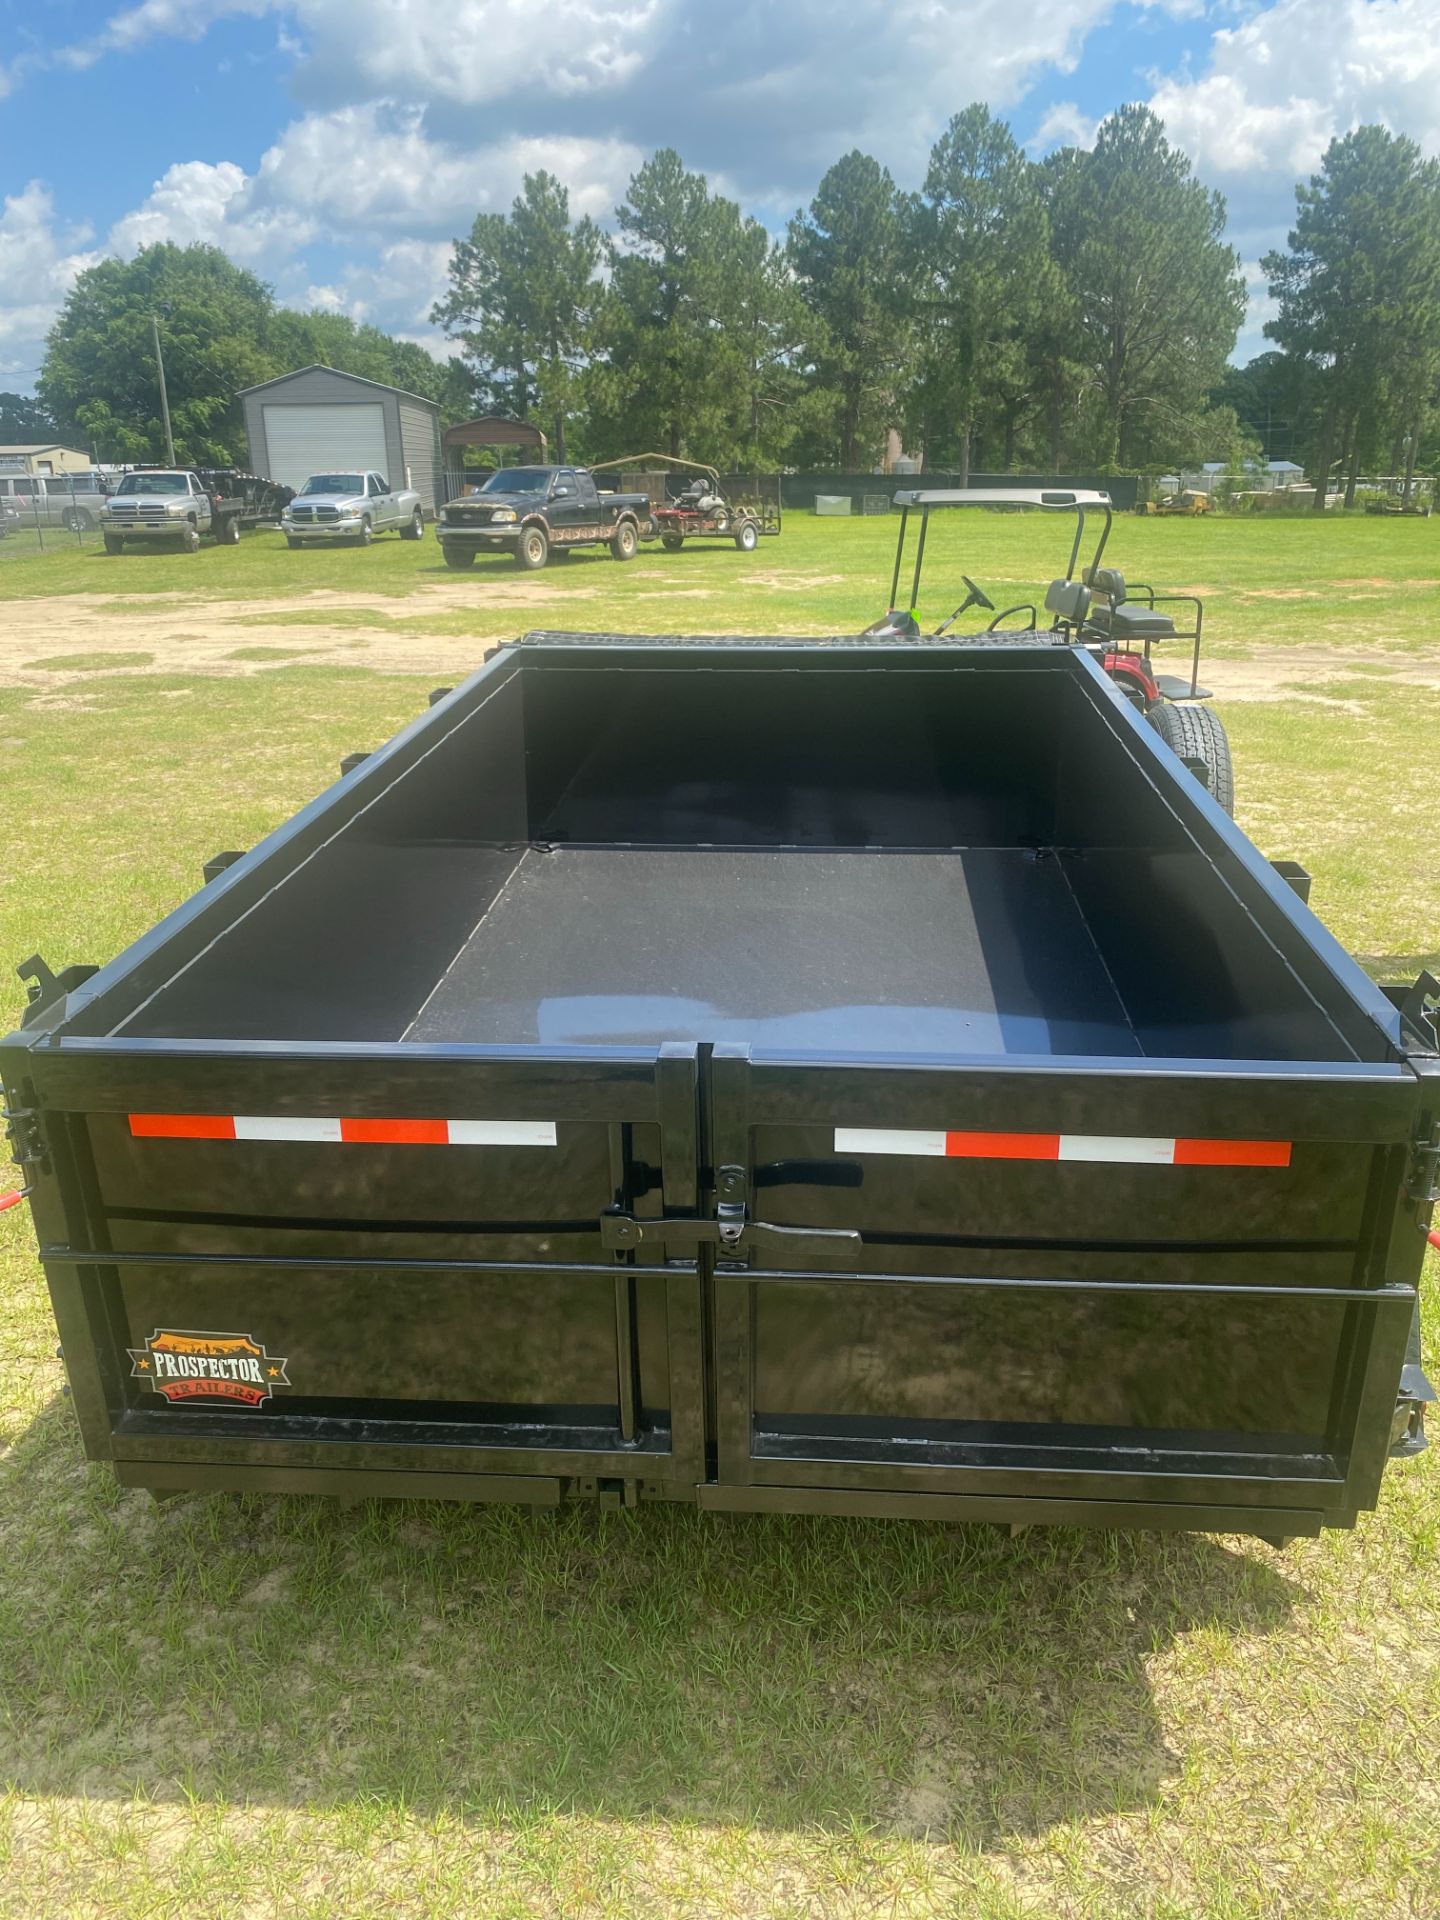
left=601, top=1181, right=861, bottom=1263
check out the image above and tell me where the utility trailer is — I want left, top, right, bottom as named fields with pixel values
left=3, top=634, right=1436, bottom=1539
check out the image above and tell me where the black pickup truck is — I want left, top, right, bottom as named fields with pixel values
left=437, top=466, right=653, bottom=571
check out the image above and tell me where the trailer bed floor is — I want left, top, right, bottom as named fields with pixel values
left=405, top=847, right=1141, bottom=1055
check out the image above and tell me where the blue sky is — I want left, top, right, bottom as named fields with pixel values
left=3, top=0, right=1438, bottom=393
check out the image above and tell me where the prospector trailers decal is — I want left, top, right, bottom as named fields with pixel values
left=128, top=1329, right=290, bottom=1408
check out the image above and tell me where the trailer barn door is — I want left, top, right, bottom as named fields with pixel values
left=698, top=1045, right=1420, bottom=1532
left=39, top=1043, right=708, bottom=1503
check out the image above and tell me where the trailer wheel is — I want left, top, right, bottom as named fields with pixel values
left=443, top=545, right=476, bottom=569
left=610, top=519, right=638, bottom=561
left=181, top=522, right=201, bottom=553
left=661, top=534, right=685, bottom=552
left=516, top=526, right=549, bottom=570
left=402, top=508, right=424, bottom=541
left=219, top=514, right=241, bottom=545
left=735, top=520, right=759, bottom=552
left=103, top=533, right=124, bottom=555
left=1147, top=700, right=1235, bottom=814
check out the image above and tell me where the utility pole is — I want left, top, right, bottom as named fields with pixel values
left=151, top=310, right=175, bottom=466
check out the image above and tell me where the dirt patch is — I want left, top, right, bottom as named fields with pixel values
left=0, top=587, right=542, bottom=684
left=1215, top=646, right=1440, bottom=701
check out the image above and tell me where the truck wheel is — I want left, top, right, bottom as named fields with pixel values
left=103, top=533, right=124, bottom=555
left=443, top=545, right=476, bottom=569
left=401, top=508, right=425, bottom=541
left=286, top=535, right=303, bottom=550
left=610, top=519, right=638, bottom=561
left=661, top=534, right=685, bottom=552
left=735, top=520, right=759, bottom=552
left=1147, top=701, right=1235, bottom=815
left=65, top=508, right=94, bottom=533
left=182, top=523, right=201, bottom=553
left=219, top=514, right=241, bottom=545
left=516, top=526, right=549, bottom=570
left=356, top=517, right=373, bottom=547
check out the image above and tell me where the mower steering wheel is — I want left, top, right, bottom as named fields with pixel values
left=932, top=574, right=997, bottom=635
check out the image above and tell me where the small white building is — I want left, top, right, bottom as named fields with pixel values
left=0, top=443, right=93, bottom=476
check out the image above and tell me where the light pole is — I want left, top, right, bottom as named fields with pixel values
left=151, top=305, right=175, bottom=466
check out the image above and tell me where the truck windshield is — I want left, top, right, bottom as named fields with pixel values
left=479, top=469, right=550, bottom=493
left=116, top=473, right=187, bottom=495
left=300, top=475, right=363, bottom=495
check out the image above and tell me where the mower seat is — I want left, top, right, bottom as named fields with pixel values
left=1044, top=578, right=1091, bottom=626
left=1080, top=567, right=1177, bottom=638
left=1086, top=602, right=1178, bottom=639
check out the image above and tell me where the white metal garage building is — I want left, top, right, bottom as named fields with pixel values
left=239, top=366, right=444, bottom=514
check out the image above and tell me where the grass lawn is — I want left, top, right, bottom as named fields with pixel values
left=0, top=512, right=1436, bottom=1918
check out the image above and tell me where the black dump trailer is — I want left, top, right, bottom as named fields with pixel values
left=4, top=635, right=1435, bottom=1539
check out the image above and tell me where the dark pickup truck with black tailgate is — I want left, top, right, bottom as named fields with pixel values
left=437, top=466, right=653, bottom=571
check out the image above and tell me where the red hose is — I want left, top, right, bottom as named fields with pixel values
left=0, top=1189, right=26, bottom=1214
left=1429, top=1228, right=1440, bottom=1254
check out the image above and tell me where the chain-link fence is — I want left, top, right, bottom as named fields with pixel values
left=0, top=490, right=110, bottom=563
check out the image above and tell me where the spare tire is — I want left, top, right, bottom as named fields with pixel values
left=1147, top=700, right=1235, bottom=815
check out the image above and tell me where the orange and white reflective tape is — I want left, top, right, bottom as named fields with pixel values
left=128, top=1114, right=556, bottom=1147
left=833, top=1128, right=1291, bottom=1168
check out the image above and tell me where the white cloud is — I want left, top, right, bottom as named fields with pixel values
left=56, top=0, right=282, bottom=68
left=0, top=185, right=98, bottom=383
left=251, top=105, right=641, bottom=230
left=1028, top=102, right=1101, bottom=152
left=1148, top=0, right=1440, bottom=185
left=286, top=0, right=663, bottom=104
left=108, top=159, right=316, bottom=263
left=283, top=238, right=456, bottom=334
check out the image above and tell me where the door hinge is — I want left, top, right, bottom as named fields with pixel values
left=601, top=1165, right=860, bottom=1262
left=1407, top=1123, right=1440, bottom=1206
left=2, top=1100, right=48, bottom=1177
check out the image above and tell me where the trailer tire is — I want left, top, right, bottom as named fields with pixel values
left=442, top=545, right=476, bottom=569
left=661, top=534, right=685, bottom=552
left=103, top=533, right=124, bottom=555
left=219, top=514, right=241, bottom=545
left=735, top=520, right=759, bottom=552
left=182, top=522, right=201, bottom=553
left=402, top=508, right=424, bottom=541
left=516, top=526, right=549, bottom=570
left=1147, top=700, right=1235, bottom=814
left=610, top=519, right=638, bottom=561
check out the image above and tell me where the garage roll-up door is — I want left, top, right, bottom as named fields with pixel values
left=262, top=403, right=388, bottom=493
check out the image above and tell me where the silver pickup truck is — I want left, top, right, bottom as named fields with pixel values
left=281, top=471, right=425, bottom=547
left=101, top=470, right=243, bottom=552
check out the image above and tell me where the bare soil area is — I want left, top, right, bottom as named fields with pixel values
left=6, top=589, right=1440, bottom=702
